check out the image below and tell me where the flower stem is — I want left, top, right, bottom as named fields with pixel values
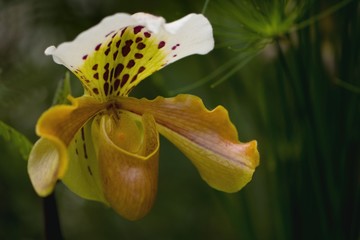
left=43, top=192, right=63, bottom=240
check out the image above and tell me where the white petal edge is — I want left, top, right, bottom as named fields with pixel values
left=45, top=13, right=137, bottom=70
left=161, top=13, right=214, bottom=64
left=45, top=12, right=214, bottom=70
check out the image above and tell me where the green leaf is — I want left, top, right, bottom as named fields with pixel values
left=52, top=72, right=72, bottom=105
left=0, top=120, right=33, bottom=160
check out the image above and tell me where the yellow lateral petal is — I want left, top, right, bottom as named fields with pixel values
left=119, top=94, right=260, bottom=193
left=94, top=112, right=159, bottom=220
left=28, top=96, right=105, bottom=196
left=28, top=138, right=63, bottom=196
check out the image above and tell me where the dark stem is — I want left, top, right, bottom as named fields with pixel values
left=43, top=192, right=64, bottom=240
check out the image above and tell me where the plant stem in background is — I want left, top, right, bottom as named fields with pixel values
left=43, top=192, right=63, bottom=240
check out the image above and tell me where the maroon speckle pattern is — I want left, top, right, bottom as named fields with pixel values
left=79, top=24, right=170, bottom=98
left=116, top=40, right=121, bottom=48
left=133, top=25, right=144, bottom=34
left=93, top=88, right=99, bottom=94
left=95, top=44, right=101, bottom=51
left=158, top=41, right=165, bottom=49
left=114, top=63, right=124, bottom=78
left=127, top=60, right=135, bottom=68
left=121, top=74, right=130, bottom=87
left=122, top=40, right=133, bottom=57
left=135, top=53, right=143, bottom=59
left=113, top=50, right=118, bottom=60
left=103, top=82, right=109, bottom=95
left=171, top=44, right=180, bottom=50
left=137, top=42, right=146, bottom=50
left=138, top=66, right=145, bottom=73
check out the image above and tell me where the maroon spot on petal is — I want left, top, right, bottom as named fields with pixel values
left=120, top=27, right=127, bottom=37
left=103, top=82, right=109, bottom=96
left=121, top=39, right=133, bottom=57
left=135, top=53, right=143, bottom=59
left=133, top=25, right=144, bottom=34
left=107, top=40, right=113, bottom=47
left=81, top=128, right=85, bottom=140
left=93, top=73, right=99, bottom=79
left=173, top=54, right=177, bottom=58
left=114, top=63, right=124, bottom=78
left=131, top=74, right=138, bottom=83
left=158, top=41, right=165, bottom=49
left=95, top=43, right=101, bottom=51
left=92, top=64, right=98, bottom=70
left=137, top=42, right=146, bottom=50
left=172, top=44, right=180, bottom=50
left=93, top=88, right=99, bottom=94
left=104, top=48, right=111, bottom=56
left=82, top=54, right=88, bottom=60
left=109, top=85, right=113, bottom=95
left=121, top=74, right=129, bottom=87
left=144, top=32, right=151, bottom=38
left=122, top=46, right=130, bottom=57
left=87, top=166, right=93, bottom=176
left=135, top=37, right=142, bottom=43
left=116, top=40, right=121, bottom=48
left=109, top=68, right=114, bottom=82
left=113, top=50, right=118, bottom=60
left=138, top=66, right=146, bottom=73
left=114, top=79, right=120, bottom=91
left=127, top=59, right=135, bottom=68
left=103, top=70, right=109, bottom=81
left=105, top=30, right=115, bottom=37
left=104, top=63, right=109, bottom=69
left=111, top=32, right=117, bottom=39
left=83, top=143, right=88, bottom=159
left=84, top=79, right=90, bottom=83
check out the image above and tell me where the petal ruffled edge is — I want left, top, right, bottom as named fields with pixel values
left=118, top=94, right=260, bottom=193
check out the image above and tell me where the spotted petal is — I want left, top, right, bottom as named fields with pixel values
left=45, top=13, right=214, bottom=100
left=119, top=95, right=260, bottom=193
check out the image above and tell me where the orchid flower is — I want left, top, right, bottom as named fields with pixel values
left=28, top=12, right=260, bottom=220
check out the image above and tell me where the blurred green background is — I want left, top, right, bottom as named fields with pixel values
left=0, top=0, right=359, bottom=239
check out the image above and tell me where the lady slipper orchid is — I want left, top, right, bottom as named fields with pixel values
left=28, top=12, right=259, bottom=220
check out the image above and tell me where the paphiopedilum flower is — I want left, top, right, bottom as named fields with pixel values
left=28, top=12, right=260, bottom=220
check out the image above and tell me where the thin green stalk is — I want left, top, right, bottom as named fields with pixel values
left=43, top=192, right=63, bottom=240
left=293, top=0, right=354, bottom=32
left=201, top=0, right=210, bottom=14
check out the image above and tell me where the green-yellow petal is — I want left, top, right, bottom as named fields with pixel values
left=61, top=117, right=107, bottom=204
left=28, top=96, right=105, bottom=196
left=119, top=94, right=260, bottom=193
left=94, top=112, right=159, bottom=220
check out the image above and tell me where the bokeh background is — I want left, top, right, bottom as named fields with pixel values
left=0, top=0, right=359, bottom=239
